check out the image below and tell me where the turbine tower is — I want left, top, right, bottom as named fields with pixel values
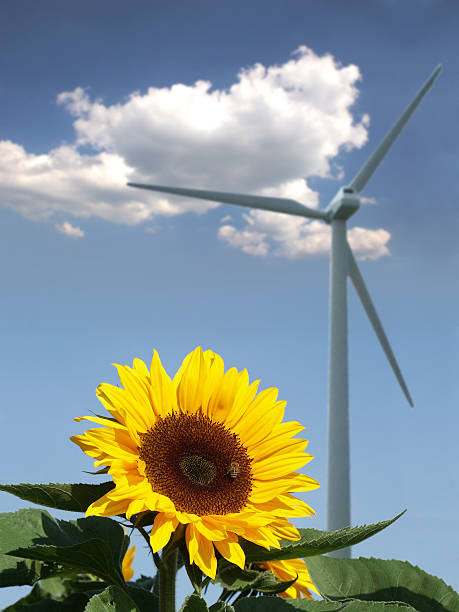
left=127, top=66, right=441, bottom=557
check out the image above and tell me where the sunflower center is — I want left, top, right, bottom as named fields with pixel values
left=180, top=455, right=217, bottom=485
left=138, top=412, right=253, bottom=515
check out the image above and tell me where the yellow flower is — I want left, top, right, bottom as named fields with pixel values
left=71, top=347, right=319, bottom=579
left=121, top=544, right=136, bottom=582
left=257, top=558, right=319, bottom=599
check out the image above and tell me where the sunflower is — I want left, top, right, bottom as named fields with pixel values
left=71, top=347, right=319, bottom=578
left=257, top=558, right=319, bottom=599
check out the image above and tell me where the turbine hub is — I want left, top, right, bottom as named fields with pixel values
left=325, top=187, right=360, bottom=221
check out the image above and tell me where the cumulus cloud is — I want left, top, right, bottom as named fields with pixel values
left=1, top=45, right=390, bottom=259
left=218, top=210, right=390, bottom=260
left=55, top=221, right=85, bottom=238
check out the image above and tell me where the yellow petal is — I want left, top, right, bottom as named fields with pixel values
left=261, top=559, right=319, bottom=598
left=224, top=377, right=260, bottom=428
left=253, top=454, right=311, bottom=480
left=144, top=492, right=176, bottom=513
left=133, top=358, right=150, bottom=380
left=250, top=437, right=309, bottom=464
left=176, top=346, right=207, bottom=414
left=115, top=365, right=155, bottom=431
left=189, top=528, right=218, bottom=579
left=74, top=415, right=126, bottom=430
left=94, top=384, right=126, bottom=423
left=206, top=367, right=242, bottom=423
left=269, top=518, right=300, bottom=541
left=86, top=493, right=129, bottom=517
left=185, top=522, right=199, bottom=563
left=175, top=510, right=200, bottom=524
left=235, top=392, right=285, bottom=447
left=79, top=427, right=138, bottom=460
left=149, top=350, right=177, bottom=417
left=96, top=383, right=145, bottom=442
left=194, top=517, right=228, bottom=542
left=249, top=494, right=316, bottom=519
left=214, top=536, right=245, bottom=570
left=121, top=545, right=136, bottom=582
left=250, top=473, right=320, bottom=503
left=249, top=421, right=306, bottom=452
left=126, top=498, right=148, bottom=520
left=241, top=525, right=282, bottom=549
left=172, top=349, right=195, bottom=388
left=200, top=352, right=225, bottom=415
left=150, top=513, right=179, bottom=553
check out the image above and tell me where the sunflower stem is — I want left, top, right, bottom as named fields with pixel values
left=159, top=547, right=177, bottom=612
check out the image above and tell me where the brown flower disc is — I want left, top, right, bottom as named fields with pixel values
left=138, top=412, right=253, bottom=515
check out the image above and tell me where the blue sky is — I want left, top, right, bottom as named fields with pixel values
left=1, top=0, right=458, bottom=607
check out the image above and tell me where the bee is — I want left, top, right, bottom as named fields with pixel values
left=227, top=461, right=240, bottom=480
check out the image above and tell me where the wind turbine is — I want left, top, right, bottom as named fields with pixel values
left=127, top=65, right=441, bottom=557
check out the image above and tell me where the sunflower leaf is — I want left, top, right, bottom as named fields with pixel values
left=179, top=593, right=209, bottom=611
left=242, top=512, right=406, bottom=562
left=209, top=603, right=235, bottom=612
left=4, top=580, right=156, bottom=611
left=131, top=574, right=155, bottom=591
left=126, top=584, right=159, bottom=612
left=0, top=508, right=67, bottom=587
left=85, top=585, right=140, bottom=611
left=0, top=482, right=115, bottom=513
left=233, top=597, right=416, bottom=610
left=306, top=556, right=459, bottom=611
left=214, top=562, right=263, bottom=592
left=2, top=580, right=70, bottom=612
left=215, top=560, right=297, bottom=595
left=4, top=591, right=92, bottom=611
left=0, top=508, right=126, bottom=588
left=8, top=541, right=125, bottom=588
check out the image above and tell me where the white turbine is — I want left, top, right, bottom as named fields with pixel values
left=127, top=65, right=441, bottom=557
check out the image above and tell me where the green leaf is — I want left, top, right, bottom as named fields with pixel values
left=209, top=603, right=235, bottom=612
left=5, top=592, right=91, bottom=611
left=242, top=512, right=405, bottom=562
left=179, top=594, right=209, bottom=612
left=3, top=575, right=100, bottom=611
left=85, top=586, right=140, bottom=611
left=3, top=585, right=46, bottom=611
left=126, top=584, right=159, bottom=612
left=306, top=556, right=459, bottom=611
left=8, top=541, right=125, bottom=588
left=131, top=575, right=155, bottom=591
left=216, top=561, right=296, bottom=595
left=0, top=482, right=115, bottom=513
left=233, top=598, right=416, bottom=611
left=0, top=508, right=64, bottom=586
left=38, top=576, right=72, bottom=599
left=0, top=508, right=126, bottom=588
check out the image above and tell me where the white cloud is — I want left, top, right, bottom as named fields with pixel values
left=361, top=196, right=377, bottom=205
left=1, top=46, right=390, bottom=258
left=218, top=209, right=390, bottom=261
left=55, top=221, right=85, bottom=239
left=348, top=226, right=390, bottom=260
left=220, top=215, right=232, bottom=223
left=218, top=224, right=269, bottom=257
left=0, top=141, right=179, bottom=225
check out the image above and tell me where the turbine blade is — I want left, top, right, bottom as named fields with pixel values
left=349, top=65, right=442, bottom=194
left=127, top=183, right=327, bottom=220
left=347, top=244, right=414, bottom=407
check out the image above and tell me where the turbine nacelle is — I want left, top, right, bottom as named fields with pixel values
left=325, top=187, right=360, bottom=221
